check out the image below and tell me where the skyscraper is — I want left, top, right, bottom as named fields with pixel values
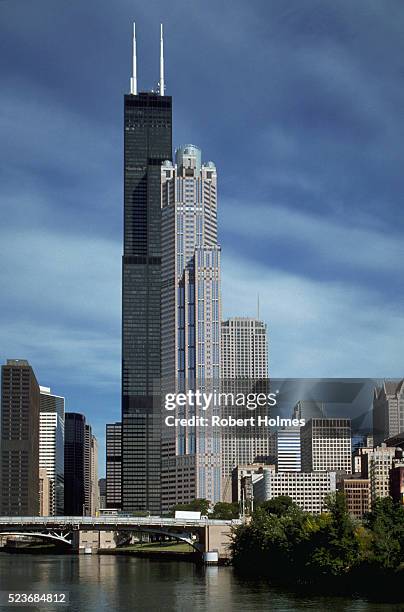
left=39, top=386, right=65, bottom=515
left=0, top=359, right=40, bottom=516
left=106, top=422, right=122, bottom=509
left=160, top=144, right=222, bottom=509
left=373, top=380, right=404, bottom=445
left=271, top=426, right=301, bottom=472
left=121, top=23, right=172, bottom=513
left=64, top=413, right=86, bottom=515
left=301, top=418, right=352, bottom=474
left=221, top=318, right=269, bottom=500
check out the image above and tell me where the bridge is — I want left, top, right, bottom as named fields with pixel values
left=0, top=516, right=242, bottom=562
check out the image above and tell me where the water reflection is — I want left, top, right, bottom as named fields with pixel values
left=0, top=554, right=400, bottom=612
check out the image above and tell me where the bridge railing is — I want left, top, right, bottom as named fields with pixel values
left=0, top=516, right=242, bottom=527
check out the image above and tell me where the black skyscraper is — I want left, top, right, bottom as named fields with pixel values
left=121, top=29, right=172, bottom=512
left=64, top=412, right=86, bottom=515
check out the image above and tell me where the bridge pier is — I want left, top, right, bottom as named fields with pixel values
left=200, top=524, right=233, bottom=562
left=76, top=530, right=118, bottom=554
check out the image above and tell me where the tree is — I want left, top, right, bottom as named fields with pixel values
left=212, top=502, right=239, bottom=520
left=258, top=496, right=297, bottom=517
left=170, top=498, right=210, bottom=516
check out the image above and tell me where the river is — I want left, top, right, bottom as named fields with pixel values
left=0, top=554, right=402, bottom=611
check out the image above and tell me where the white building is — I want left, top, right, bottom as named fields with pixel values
left=362, top=443, right=402, bottom=504
left=253, top=467, right=337, bottom=514
left=39, top=386, right=65, bottom=515
left=161, top=145, right=222, bottom=509
left=301, top=418, right=352, bottom=474
left=272, top=426, right=301, bottom=472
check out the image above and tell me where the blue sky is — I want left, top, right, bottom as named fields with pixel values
left=1, top=0, right=403, bottom=473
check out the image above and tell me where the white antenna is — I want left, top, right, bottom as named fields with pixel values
left=130, top=22, right=138, bottom=95
left=257, top=293, right=260, bottom=320
left=159, top=23, right=165, bottom=95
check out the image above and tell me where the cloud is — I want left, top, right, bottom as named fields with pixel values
left=221, top=198, right=404, bottom=276
left=222, top=250, right=404, bottom=378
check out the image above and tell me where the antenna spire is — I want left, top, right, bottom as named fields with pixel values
left=130, top=22, right=138, bottom=95
left=257, top=293, right=260, bottom=320
left=160, top=23, right=165, bottom=96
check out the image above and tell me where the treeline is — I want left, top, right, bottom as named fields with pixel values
left=169, top=498, right=239, bottom=519
left=231, top=494, right=404, bottom=600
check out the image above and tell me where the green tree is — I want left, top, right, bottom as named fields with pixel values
left=170, top=498, right=210, bottom=516
left=212, top=502, right=239, bottom=520
left=365, top=497, right=404, bottom=569
left=258, top=496, right=297, bottom=517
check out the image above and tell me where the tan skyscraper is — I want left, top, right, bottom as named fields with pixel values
left=161, top=145, right=222, bottom=510
left=221, top=318, right=269, bottom=500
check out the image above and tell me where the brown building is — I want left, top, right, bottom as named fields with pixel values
left=390, top=465, right=404, bottom=505
left=338, top=477, right=370, bottom=518
left=39, top=468, right=51, bottom=516
left=0, top=359, right=40, bottom=516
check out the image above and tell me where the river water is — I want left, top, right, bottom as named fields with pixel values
left=0, top=554, right=402, bottom=611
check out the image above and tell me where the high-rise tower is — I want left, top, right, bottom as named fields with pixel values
left=121, top=23, right=172, bottom=512
left=160, top=145, right=222, bottom=510
left=0, top=359, right=40, bottom=516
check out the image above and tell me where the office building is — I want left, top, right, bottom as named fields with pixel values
left=231, top=462, right=271, bottom=503
left=271, top=426, right=301, bottom=472
left=83, top=424, right=98, bottom=516
left=221, top=317, right=269, bottom=500
left=337, top=476, right=370, bottom=518
left=390, top=465, right=404, bottom=505
left=373, top=380, right=404, bottom=445
left=253, top=467, right=336, bottom=514
left=161, top=144, right=221, bottom=509
left=98, top=478, right=106, bottom=509
left=301, top=418, right=352, bottom=474
left=39, top=386, right=65, bottom=515
left=90, top=434, right=99, bottom=516
left=0, top=359, right=40, bottom=516
left=121, top=23, right=172, bottom=513
left=39, top=468, right=51, bottom=516
left=106, top=422, right=122, bottom=509
left=352, top=436, right=374, bottom=474
left=64, top=413, right=86, bottom=515
left=361, top=443, right=403, bottom=504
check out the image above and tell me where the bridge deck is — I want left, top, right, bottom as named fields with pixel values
left=0, top=516, right=242, bottom=529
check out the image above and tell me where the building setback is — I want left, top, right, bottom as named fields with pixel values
left=253, top=467, right=337, bottom=514
left=0, top=360, right=40, bottom=516
left=301, top=418, right=352, bottom=474
left=39, top=386, right=65, bottom=515
left=106, top=422, right=122, bottom=509
left=161, top=144, right=222, bottom=509
left=121, top=24, right=172, bottom=513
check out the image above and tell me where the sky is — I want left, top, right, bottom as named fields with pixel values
left=1, top=0, right=403, bottom=474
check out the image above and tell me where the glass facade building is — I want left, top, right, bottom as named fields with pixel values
left=121, top=91, right=172, bottom=513
left=39, top=386, right=65, bottom=515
